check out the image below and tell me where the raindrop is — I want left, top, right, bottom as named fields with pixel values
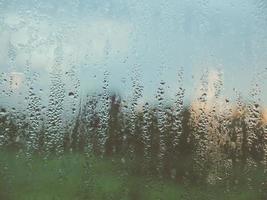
left=68, top=92, right=74, bottom=97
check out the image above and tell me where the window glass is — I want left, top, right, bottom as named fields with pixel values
left=0, top=1, right=267, bottom=199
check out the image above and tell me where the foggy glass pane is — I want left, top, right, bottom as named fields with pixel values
left=0, top=0, right=267, bottom=199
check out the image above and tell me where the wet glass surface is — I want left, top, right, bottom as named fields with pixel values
left=0, top=0, right=267, bottom=199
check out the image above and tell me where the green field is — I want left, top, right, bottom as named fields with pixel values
left=0, top=152, right=263, bottom=200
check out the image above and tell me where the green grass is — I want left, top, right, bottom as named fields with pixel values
left=0, top=152, right=264, bottom=200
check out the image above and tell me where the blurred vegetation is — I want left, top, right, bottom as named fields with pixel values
left=0, top=152, right=263, bottom=200
left=0, top=91, right=267, bottom=199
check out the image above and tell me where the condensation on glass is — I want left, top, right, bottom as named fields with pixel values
left=0, top=0, right=267, bottom=199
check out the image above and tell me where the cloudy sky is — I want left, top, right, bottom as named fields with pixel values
left=0, top=0, right=267, bottom=106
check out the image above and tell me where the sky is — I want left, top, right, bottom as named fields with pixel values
left=0, top=0, right=267, bottom=108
